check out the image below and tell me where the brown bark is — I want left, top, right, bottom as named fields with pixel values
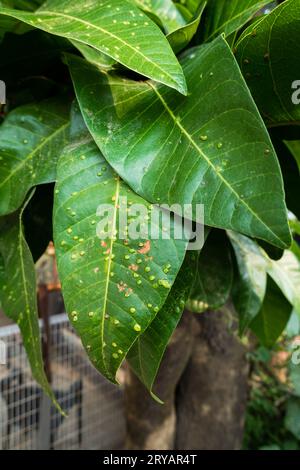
left=124, top=312, right=197, bottom=450
left=125, top=305, right=249, bottom=450
left=175, top=307, right=249, bottom=450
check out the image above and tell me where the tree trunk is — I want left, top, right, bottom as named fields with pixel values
left=124, top=305, right=249, bottom=450
left=124, top=312, right=197, bottom=450
left=175, top=307, right=249, bottom=450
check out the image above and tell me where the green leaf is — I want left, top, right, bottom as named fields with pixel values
left=186, top=229, right=233, bottom=313
left=267, top=249, right=300, bottom=315
left=285, top=141, right=300, bottom=172
left=70, top=40, right=116, bottom=70
left=0, top=0, right=44, bottom=10
left=250, top=277, right=292, bottom=347
left=67, top=35, right=291, bottom=249
left=167, top=1, right=206, bottom=54
left=131, top=0, right=186, bottom=33
left=0, top=193, right=61, bottom=411
left=174, top=0, right=204, bottom=18
left=229, top=231, right=300, bottom=331
left=53, top=123, right=188, bottom=383
left=127, top=250, right=197, bottom=401
left=0, top=0, right=187, bottom=94
left=236, top=0, right=300, bottom=127
left=202, top=0, right=270, bottom=42
left=0, top=99, right=70, bottom=216
left=285, top=398, right=300, bottom=440
left=228, top=230, right=267, bottom=333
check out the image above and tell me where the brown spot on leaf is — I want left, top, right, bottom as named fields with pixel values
left=138, top=240, right=151, bottom=254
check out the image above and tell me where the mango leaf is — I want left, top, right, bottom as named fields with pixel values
left=167, top=1, right=206, bottom=54
left=202, top=0, right=270, bottom=42
left=228, top=230, right=267, bottom=333
left=285, top=141, right=300, bottom=173
left=229, top=232, right=300, bottom=332
left=131, top=0, right=186, bottom=33
left=0, top=193, right=62, bottom=411
left=186, top=229, right=233, bottom=313
left=70, top=40, right=116, bottom=70
left=236, top=0, right=300, bottom=127
left=67, top=35, right=291, bottom=250
left=267, top=249, right=300, bottom=315
left=174, top=0, right=204, bottom=19
left=285, top=398, right=300, bottom=440
left=127, top=250, right=197, bottom=401
left=250, top=277, right=292, bottom=347
left=0, top=0, right=187, bottom=94
left=0, top=99, right=70, bottom=216
left=53, top=125, right=188, bottom=383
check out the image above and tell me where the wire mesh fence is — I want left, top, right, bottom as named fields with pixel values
left=0, top=314, right=126, bottom=450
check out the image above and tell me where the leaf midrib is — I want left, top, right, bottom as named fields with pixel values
left=101, top=175, right=120, bottom=378
left=147, top=82, right=285, bottom=247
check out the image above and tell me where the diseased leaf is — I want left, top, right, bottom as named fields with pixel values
left=236, top=0, right=300, bottom=127
left=0, top=99, right=70, bottom=216
left=127, top=250, right=197, bottom=401
left=187, top=229, right=233, bottom=313
left=228, top=230, right=267, bottom=333
left=68, top=35, right=291, bottom=249
left=0, top=193, right=61, bottom=411
left=250, top=277, right=292, bottom=347
left=202, top=0, right=270, bottom=42
left=0, top=0, right=187, bottom=94
left=167, top=2, right=206, bottom=54
left=53, top=122, right=188, bottom=383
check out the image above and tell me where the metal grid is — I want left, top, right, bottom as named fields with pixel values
left=0, top=314, right=126, bottom=450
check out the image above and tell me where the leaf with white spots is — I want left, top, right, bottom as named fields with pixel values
left=53, top=123, right=188, bottom=383
left=68, top=35, right=291, bottom=249
left=0, top=193, right=62, bottom=411
left=0, top=0, right=187, bottom=94
left=0, top=99, right=70, bottom=216
left=127, top=250, right=197, bottom=401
